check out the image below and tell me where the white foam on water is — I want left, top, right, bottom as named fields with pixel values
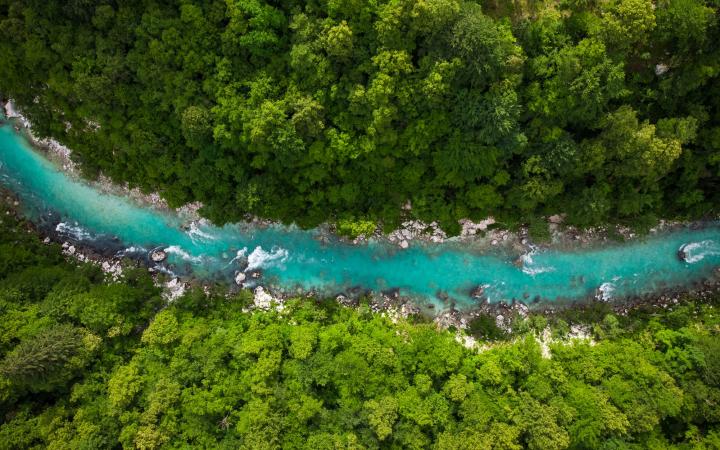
left=116, top=246, right=147, bottom=256
left=598, top=282, right=615, bottom=301
left=225, top=247, right=249, bottom=268
left=55, top=222, right=94, bottom=240
left=682, top=240, right=720, bottom=264
left=186, top=221, right=216, bottom=243
left=246, top=245, right=289, bottom=271
left=521, top=246, right=556, bottom=276
left=164, top=245, right=203, bottom=263
left=482, top=281, right=505, bottom=303
left=152, top=265, right=177, bottom=277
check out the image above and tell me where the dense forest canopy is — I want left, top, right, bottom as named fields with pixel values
left=0, top=200, right=719, bottom=448
left=0, top=0, right=719, bottom=231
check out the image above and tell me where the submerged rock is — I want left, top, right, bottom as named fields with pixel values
left=470, top=285, right=485, bottom=299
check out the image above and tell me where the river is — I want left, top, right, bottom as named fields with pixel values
left=1, top=114, right=719, bottom=311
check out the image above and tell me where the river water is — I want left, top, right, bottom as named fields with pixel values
left=1, top=117, right=719, bottom=310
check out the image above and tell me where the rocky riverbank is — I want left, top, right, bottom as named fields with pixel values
left=5, top=98, right=710, bottom=258
left=3, top=98, right=720, bottom=338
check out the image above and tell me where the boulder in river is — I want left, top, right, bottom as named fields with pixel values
left=150, top=249, right=167, bottom=262
left=677, top=245, right=687, bottom=262
left=470, top=285, right=485, bottom=299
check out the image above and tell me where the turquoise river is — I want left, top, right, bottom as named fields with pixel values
left=1, top=116, right=719, bottom=311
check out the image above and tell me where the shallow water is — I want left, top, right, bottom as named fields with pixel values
left=1, top=120, right=719, bottom=310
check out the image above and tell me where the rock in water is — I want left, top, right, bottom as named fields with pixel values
left=470, top=285, right=485, bottom=299
left=677, top=245, right=687, bottom=262
left=150, top=249, right=167, bottom=262
left=235, top=272, right=246, bottom=285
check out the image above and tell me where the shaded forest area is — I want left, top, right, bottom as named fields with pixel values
left=0, top=0, right=719, bottom=233
left=0, top=198, right=718, bottom=448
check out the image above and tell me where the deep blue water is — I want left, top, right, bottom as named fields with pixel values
left=1, top=119, right=719, bottom=310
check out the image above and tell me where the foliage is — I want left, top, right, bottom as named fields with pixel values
left=0, top=0, right=718, bottom=232
left=0, top=208, right=719, bottom=448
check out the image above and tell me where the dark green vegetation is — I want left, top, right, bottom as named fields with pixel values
left=1, top=0, right=719, bottom=232
left=0, top=204, right=719, bottom=448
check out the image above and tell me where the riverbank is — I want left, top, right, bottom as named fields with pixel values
left=4, top=98, right=713, bottom=257
left=3, top=179, right=720, bottom=347
left=2, top=98, right=720, bottom=336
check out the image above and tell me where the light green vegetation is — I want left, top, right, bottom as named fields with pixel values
left=0, top=202, right=719, bottom=449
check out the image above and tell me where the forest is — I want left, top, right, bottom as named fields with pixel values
left=0, top=198, right=718, bottom=448
left=1, top=0, right=719, bottom=233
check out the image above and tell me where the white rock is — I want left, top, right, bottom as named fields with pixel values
left=548, top=214, right=564, bottom=224
left=163, top=277, right=186, bottom=301
left=655, top=63, right=669, bottom=75
left=235, top=272, right=246, bottom=285
left=253, top=286, right=274, bottom=310
left=399, top=240, right=409, bottom=249
left=455, top=333, right=477, bottom=350
left=43, top=237, right=51, bottom=244
left=150, top=250, right=167, bottom=262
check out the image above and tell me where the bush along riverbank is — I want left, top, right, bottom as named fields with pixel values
left=1, top=200, right=720, bottom=449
